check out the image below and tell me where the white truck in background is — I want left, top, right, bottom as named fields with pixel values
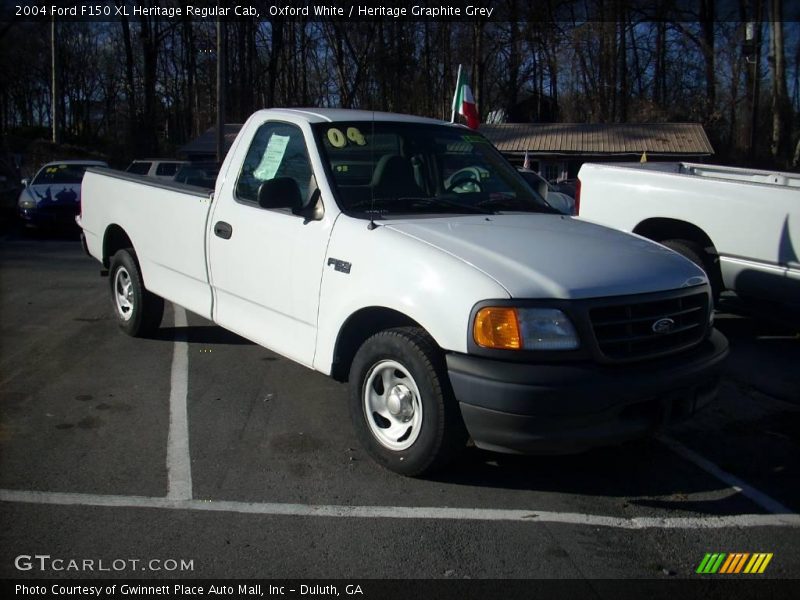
left=577, top=162, right=800, bottom=310
left=78, top=109, right=728, bottom=476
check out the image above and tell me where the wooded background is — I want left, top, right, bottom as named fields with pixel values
left=1, top=0, right=799, bottom=169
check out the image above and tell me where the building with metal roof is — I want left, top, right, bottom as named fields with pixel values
left=480, top=122, right=714, bottom=182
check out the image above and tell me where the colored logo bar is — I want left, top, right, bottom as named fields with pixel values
left=696, top=553, right=773, bottom=574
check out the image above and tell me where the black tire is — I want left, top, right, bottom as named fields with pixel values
left=348, top=327, right=467, bottom=476
left=109, top=249, right=164, bottom=337
left=661, top=238, right=722, bottom=304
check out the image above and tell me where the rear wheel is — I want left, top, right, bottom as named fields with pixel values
left=661, top=238, right=722, bottom=304
left=348, top=327, right=467, bottom=476
left=109, top=249, right=164, bottom=337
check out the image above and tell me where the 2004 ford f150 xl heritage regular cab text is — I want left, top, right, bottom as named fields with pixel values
left=78, top=109, right=728, bottom=476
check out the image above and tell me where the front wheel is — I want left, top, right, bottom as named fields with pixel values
left=109, top=249, right=164, bottom=337
left=348, top=327, right=467, bottom=476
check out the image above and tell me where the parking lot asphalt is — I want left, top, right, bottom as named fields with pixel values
left=0, top=233, right=798, bottom=582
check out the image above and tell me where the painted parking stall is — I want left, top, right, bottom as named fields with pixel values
left=0, top=237, right=798, bottom=584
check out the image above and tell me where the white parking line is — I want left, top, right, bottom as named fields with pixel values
left=658, top=435, right=792, bottom=515
left=0, top=489, right=798, bottom=529
left=166, top=306, right=192, bottom=500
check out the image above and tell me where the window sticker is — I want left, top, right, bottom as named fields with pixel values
left=462, top=135, right=487, bottom=143
left=327, top=128, right=347, bottom=148
left=327, top=127, right=368, bottom=148
left=346, top=127, right=366, bottom=146
left=253, top=133, right=290, bottom=180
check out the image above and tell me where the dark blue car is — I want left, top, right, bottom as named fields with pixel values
left=18, top=160, right=107, bottom=229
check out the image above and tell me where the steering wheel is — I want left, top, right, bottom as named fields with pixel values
left=445, top=170, right=483, bottom=193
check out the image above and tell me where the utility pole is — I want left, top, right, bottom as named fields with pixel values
left=51, top=15, right=60, bottom=144
left=216, top=18, right=226, bottom=164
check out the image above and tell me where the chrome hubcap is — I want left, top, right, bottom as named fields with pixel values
left=363, top=360, right=422, bottom=451
left=114, top=267, right=134, bottom=321
left=386, top=384, right=414, bottom=420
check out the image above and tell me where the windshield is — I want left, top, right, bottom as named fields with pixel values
left=312, top=121, right=555, bottom=218
left=32, top=163, right=95, bottom=185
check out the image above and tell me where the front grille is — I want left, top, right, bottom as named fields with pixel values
left=589, top=291, right=709, bottom=361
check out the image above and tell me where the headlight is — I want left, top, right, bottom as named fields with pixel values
left=473, top=307, right=579, bottom=350
left=19, top=196, right=37, bottom=209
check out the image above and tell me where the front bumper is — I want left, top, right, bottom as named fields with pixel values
left=447, top=329, right=729, bottom=454
left=18, top=205, right=79, bottom=229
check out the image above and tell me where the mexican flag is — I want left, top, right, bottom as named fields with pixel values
left=451, top=66, right=479, bottom=130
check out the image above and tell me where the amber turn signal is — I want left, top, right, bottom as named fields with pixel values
left=473, top=307, right=521, bottom=349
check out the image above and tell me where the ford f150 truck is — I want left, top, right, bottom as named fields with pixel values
left=577, top=162, right=800, bottom=310
left=78, top=109, right=728, bottom=476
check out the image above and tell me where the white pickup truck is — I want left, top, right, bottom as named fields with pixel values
left=577, top=162, right=800, bottom=310
left=78, top=109, right=728, bottom=476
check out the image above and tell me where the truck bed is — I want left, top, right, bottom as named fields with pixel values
left=87, top=167, right=214, bottom=197
left=80, top=167, right=215, bottom=319
left=618, top=161, right=800, bottom=188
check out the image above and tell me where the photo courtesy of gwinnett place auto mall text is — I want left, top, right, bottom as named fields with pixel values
left=0, top=0, right=798, bottom=598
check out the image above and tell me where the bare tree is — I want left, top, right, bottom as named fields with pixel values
left=1, top=0, right=798, bottom=170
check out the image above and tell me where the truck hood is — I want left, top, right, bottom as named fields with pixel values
left=384, top=214, right=707, bottom=299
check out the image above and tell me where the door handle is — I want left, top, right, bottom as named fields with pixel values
left=214, top=221, right=233, bottom=240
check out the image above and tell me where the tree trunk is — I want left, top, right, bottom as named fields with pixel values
left=267, top=18, right=284, bottom=108
left=505, top=2, right=520, bottom=117
left=700, top=0, right=716, bottom=120
left=50, top=17, right=61, bottom=143
left=654, top=21, right=666, bottom=105
left=139, top=14, right=159, bottom=155
left=118, top=4, right=138, bottom=152
left=769, top=0, right=788, bottom=162
left=617, top=6, right=628, bottom=122
left=746, top=0, right=763, bottom=161
left=473, top=21, right=485, bottom=120
left=181, top=16, right=196, bottom=138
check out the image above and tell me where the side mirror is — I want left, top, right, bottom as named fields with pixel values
left=21, top=178, right=29, bottom=188
left=257, top=177, right=302, bottom=211
left=300, top=188, right=324, bottom=223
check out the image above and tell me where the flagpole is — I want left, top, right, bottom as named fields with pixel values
left=451, top=64, right=462, bottom=123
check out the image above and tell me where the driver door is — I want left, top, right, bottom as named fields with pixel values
left=207, top=120, right=330, bottom=367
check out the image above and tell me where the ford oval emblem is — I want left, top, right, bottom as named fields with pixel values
left=652, top=318, right=675, bottom=334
